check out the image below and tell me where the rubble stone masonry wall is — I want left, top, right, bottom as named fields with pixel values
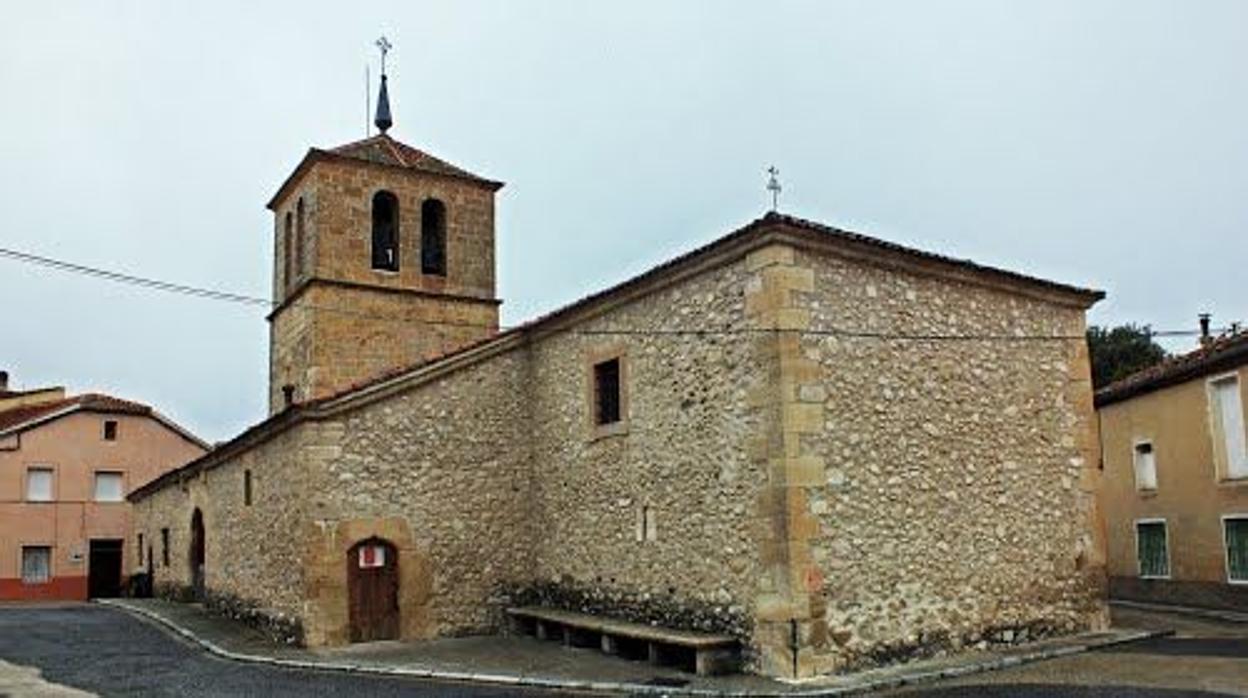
left=789, top=247, right=1108, bottom=674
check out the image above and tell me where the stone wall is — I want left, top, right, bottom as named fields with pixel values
left=133, top=424, right=321, bottom=628
left=526, top=257, right=767, bottom=647
left=788, top=247, right=1107, bottom=674
left=267, top=159, right=500, bottom=413
left=304, top=348, right=537, bottom=644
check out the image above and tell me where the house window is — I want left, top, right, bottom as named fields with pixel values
left=1209, top=374, right=1247, bottom=479
left=1226, top=517, right=1248, bottom=583
left=21, top=546, right=51, bottom=584
left=371, top=190, right=400, bottom=271
left=94, top=472, right=124, bottom=502
left=1136, top=520, right=1170, bottom=579
left=295, top=197, right=306, bottom=278
left=1133, top=441, right=1157, bottom=491
left=161, top=528, right=170, bottom=567
left=243, top=469, right=253, bottom=506
left=594, top=358, right=622, bottom=426
left=103, top=420, right=118, bottom=441
left=420, top=198, right=447, bottom=276
left=26, top=467, right=53, bottom=502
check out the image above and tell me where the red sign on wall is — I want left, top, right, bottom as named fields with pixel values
left=358, top=545, right=387, bottom=569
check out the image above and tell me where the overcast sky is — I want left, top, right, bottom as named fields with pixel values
left=1, top=1, right=1245, bottom=442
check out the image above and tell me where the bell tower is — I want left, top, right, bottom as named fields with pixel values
left=264, top=51, right=503, bottom=413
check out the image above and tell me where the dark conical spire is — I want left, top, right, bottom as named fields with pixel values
left=374, top=73, right=393, bottom=134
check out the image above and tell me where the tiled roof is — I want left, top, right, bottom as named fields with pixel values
left=267, top=134, right=503, bottom=209
left=328, top=134, right=498, bottom=185
left=1096, top=330, right=1248, bottom=407
left=0, top=392, right=207, bottom=448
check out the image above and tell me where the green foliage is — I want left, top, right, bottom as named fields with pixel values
left=1086, top=324, right=1168, bottom=389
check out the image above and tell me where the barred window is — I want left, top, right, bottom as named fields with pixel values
left=1226, top=517, right=1248, bottom=583
left=1136, top=520, right=1169, bottom=578
left=21, top=546, right=51, bottom=584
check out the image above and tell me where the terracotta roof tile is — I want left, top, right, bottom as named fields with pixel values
left=327, top=134, right=500, bottom=186
left=1096, top=330, right=1248, bottom=407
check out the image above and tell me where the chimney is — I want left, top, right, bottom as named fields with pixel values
left=282, top=384, right=296, bottom=409
left=1199, top=313, right=1213, bottom=347
left=0, top=371, right=8, bottom=392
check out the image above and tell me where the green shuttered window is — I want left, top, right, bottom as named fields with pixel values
left=1136, top=521, right=1169, bottom=578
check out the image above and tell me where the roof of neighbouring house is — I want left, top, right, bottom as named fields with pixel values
left=267, top=133, right=504, bottom=209
left=0, top=392, right=209, bottom=449
left=129, top=210, right=1104, bottom=501
left=1095, top=330, right=1248, bottom=408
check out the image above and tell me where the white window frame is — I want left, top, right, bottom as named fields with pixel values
left=25, top=466, right=54, bottom=502
left=93, top=470, right=125, bottom=503
left=1207, top=371, right=1248, bottom=481
left=1222, top=513, right=1248, bottom=585
left=1134, top=517, right=1171, bottom=580
left=1132, top=438, right=1158, bottom=491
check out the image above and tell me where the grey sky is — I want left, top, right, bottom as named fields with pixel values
left=2, top=1, right=1245, bottom=442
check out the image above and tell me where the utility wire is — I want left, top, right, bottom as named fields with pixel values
left=0, top=244, right=1237, bottom=343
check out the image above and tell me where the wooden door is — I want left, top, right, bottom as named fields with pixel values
left=347, top=539, right=399, bottom=642
left=87, top=539, right=124, bottom=598
left=189, top=509, right=206, bottom=600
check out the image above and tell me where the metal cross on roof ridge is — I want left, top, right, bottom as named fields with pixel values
left=766, top=166, right=782, bottom=213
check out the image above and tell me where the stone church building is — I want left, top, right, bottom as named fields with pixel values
left=130, top=82, right=1110, bottom=678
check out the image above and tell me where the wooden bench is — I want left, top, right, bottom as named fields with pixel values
left=506, top=606, right=740, bottom=676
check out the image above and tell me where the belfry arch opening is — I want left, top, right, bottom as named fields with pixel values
left=371, top=191, right=400, bottom=271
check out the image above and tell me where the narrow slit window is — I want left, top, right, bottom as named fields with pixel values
left=161, top=528, right=170, bottom=567
left=283, top=211, right=294, bottom=288
left=421, top=198, right=447, bottom=276
left=371, top=191, right=400, bottom=271
left=594, top=358, right=621, bottom=426
left=244, top=469, right=253, bottom=506
left=1136, top=520, right=1169, bottom=578
left=295, top=197, right=306, bottom=278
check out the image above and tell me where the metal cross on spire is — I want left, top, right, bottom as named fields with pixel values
left=766, top=166, right=782, bottom=213
left=373, top=36, right=394, bottom=134
left=376, top=36, right=393, bottom=76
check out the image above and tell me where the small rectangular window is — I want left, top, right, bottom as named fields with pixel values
left=1133, top=441, right=1157, bottom=491
left=94, top=472, right=124, bottom=502
left=244, top=469, right=253, bottom=506
left=594, top=358, right=622, bottom=426
left=1136, top=520, right=1170, bottom=579
left=26, top=467, right=53, bottom=502
left=138, top=533, right=144, bottom=566
left=1226, top=517, right=1248, bottom=583
left=161, top=528, right=170, bottom=567
left=21, top=546, right=51, bottom=584
left=103, top=420, right=118, bottom=441
left=1210, top=375, right=1247, bottom=479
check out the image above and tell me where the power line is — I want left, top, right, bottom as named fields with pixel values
left=0, top=244, right=1238, bottom=343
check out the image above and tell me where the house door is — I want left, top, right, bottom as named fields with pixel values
left=189, top=508, right=206, bottom=600
left=347, top=539, right=399, bottom=642
left=87, top=539, right=124, bottom=598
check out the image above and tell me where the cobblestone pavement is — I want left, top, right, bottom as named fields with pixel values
left=887, top=607, right=1248, bottom=697
left=0, top=604, right=587, bottom=697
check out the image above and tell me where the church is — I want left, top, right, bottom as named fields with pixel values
left=130, top=67, right=1110, bottom=678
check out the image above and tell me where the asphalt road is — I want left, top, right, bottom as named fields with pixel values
left=0, top=603, right=1244, bottom=697
left=0, top=604, right=585, bottom=697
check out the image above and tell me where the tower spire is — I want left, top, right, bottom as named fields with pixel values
left=374, top=36, right=393, bottom=134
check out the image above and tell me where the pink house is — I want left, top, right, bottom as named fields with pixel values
left=0, top=371, right=207, bottom=600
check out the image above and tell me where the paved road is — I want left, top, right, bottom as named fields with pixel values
left=1, top=603, right=1245, bottom=697
left=887, top=607, right=1248, bottom=698
left=0, top=604, right=585, bottom=697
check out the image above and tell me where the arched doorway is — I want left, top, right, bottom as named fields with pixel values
left=347, top=538, right=399, bottom=642
left=189, top=508, right=206, bottom=601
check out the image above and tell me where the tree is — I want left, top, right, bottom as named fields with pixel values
left=1086, top=324, right=1169, bottom=389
